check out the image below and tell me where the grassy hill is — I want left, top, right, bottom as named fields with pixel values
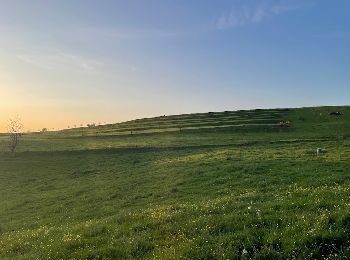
left=1, top=106, right=350, bottom=259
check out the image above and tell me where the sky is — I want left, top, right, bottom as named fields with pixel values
left=0, top=0, right=349, bottom=132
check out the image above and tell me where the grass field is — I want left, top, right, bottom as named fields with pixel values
left=1, top=106, right=350, bottom=259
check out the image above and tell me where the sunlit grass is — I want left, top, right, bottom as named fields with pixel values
left=0, top=106, right=350, bottom=258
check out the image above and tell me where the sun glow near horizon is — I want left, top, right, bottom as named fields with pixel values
left=1, top=0, right=349, bottom=132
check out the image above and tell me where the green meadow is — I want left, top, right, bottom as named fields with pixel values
left=1, top=106, right=350, bottom=259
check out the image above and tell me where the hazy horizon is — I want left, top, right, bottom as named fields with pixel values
left=1, top=0, right=350, bottom=132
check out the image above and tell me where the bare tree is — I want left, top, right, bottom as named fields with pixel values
left=7, top=117, right=23, bottom=154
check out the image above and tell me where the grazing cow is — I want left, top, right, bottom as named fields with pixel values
left=317, top=148, right=324, bottom=156
left=278, top=120, right=290, bottom=127
left=329, top=111, right=342, bottom=116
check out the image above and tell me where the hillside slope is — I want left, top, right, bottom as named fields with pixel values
left=0, top=106, right=350, bottom=259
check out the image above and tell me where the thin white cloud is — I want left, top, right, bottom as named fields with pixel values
left=78, top=27, right=183, bottom=41
left=216, top=1, right=309, bottom=30
left=16, top=50, right=104, bottom=73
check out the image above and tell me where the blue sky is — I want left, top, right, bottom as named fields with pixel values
left=0, top=0, right=349, bottom=131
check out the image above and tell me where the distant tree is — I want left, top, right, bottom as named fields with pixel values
left=7, top=116, right=23, bottom=154
left=41, top=128, right=48, bottom=133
